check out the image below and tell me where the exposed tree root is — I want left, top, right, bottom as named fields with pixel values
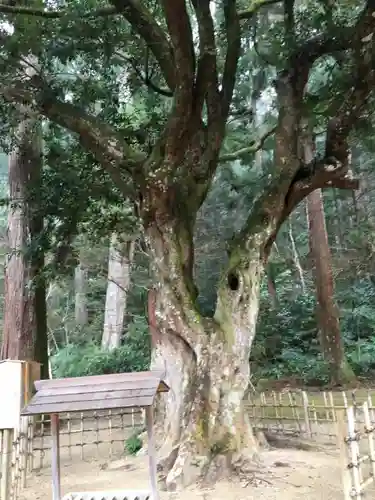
left=156, top=441, right=264, bottom=491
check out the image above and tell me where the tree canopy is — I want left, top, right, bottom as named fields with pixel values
left=0, top=1, right=371, bottom=222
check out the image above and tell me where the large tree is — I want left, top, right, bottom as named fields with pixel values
left=0, top=0, right=373, bottom=490
left=304, top=136, right=354, bottom=384
left=102, top=233, right=135, bottom=350
left=1, top=119, right=49, bottom=378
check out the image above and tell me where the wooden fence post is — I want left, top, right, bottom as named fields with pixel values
left=51, top=414, right=61, bottom=500
left=363, top=402, right=375, bottom=480
left=302, top=391, right=311, bottom=437
left=335, top=409, right=352, bottom=500
left=1, top=429, right=13, bottom=500
left=346, top=406, right=362, bottom=500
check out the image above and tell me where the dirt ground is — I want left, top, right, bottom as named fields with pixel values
left=19, top=446, right=347, bottom=500
left=15, top=387, right=375, bottom=500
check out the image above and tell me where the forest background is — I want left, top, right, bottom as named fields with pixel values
left=0, top=0, right=374, bottom=390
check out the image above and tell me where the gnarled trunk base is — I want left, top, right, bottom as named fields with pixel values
left=150, top=317, right=260, bottom=491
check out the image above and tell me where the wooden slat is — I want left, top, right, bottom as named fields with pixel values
left=29, top=388, right=155, bottom=405
left=22, top=370, right=169, bottom=416
left=146, top=406, right=159, bottom=500
left=51, top=414, right=61, bottom=500
left=22, top=395, right=154, bottom=415
left=347, top=405, right=362, bottom=498
left=35, top=379, right=160, bottom=397
left=35, top=370, right=167, bottom=390
left=336, top=409, right=352, bottom=500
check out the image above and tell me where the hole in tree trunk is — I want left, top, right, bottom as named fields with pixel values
left=227, top=272, right=240, bottom=291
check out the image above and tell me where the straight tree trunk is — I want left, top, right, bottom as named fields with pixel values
left=29, top=142, right=49, bottom=380
left=288, top=218, right=306, bottom=294
left=101, top=233, right=135, bottom=350
left=304, top=141, right=354, bottom=385
left=266, top=266, right=278, bottom=306
left=351, top=190, right=360, bottom=225
left=332, top=189, right=346, bottom=248
left=74, top=261, right=88, bottom=327
left=1, top=120, right=49, bottom=378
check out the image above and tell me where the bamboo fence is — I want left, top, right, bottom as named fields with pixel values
left=244, top=389, right=375, bottom=498
left=29, top=408, right=144, bottom=470
left=0, top=422, right=28, bottom=500
left=245, top=389, right=371, bottom=441
left=0, top=408, right=144, bottom=500
left=1, top=388, right=375, bottom=499
left=335, top=401, right=375, bottom=499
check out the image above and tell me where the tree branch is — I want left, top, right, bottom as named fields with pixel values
left=324, top=42, right=375, bottom=164
left=0, top=3, right=116, bottom=18
left=284, top=0, right=295, bottom=39
left=221, top=0, right=241, bottom=119
left=156, top=0, right=196, bottom=166
left=1, top=80, right=146, bottom=196
left=219, top=126, right=276, bottom=162
left=231, top=1, right=374, bottom=262
left=159, top=0, right=195, bottom=111
left=286, top=161, right=359, bottom=214
left=290, top=1, right=375, bottom=71
left=238, top=0, right=282, bottom=19
left=262, top=159, right=360, bottom=258
left=109, top=0, right=176, bottom=90
left=116, top=53, right=173, bottom=97
left=273, top=1, right=375, bottom=196
left=192, top=0, right=220, bottom=121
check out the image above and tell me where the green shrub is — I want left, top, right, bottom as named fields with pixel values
left=125, top=433, right=143, bottom=455
left=252, top=276, right=375, bottom=386
left=51, top=317, right=150, bottom=378
left=347, top=338, right=375, bottom=376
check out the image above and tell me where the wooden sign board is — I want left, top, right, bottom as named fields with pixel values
left=0, top=360, right=41, bottom=430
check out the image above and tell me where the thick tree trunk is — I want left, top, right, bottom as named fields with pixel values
left=144, top=209, right=263, bottom=490
left=30, top=157, right=49, bottom=380
left=101, top=233, right=135, bottom=350
left=305, top=140, right=354, bottom=385
left=1, top=120, right=49, bottom=378
left=2, top=143, right=34, bottom=360
left=307, top=189, right=354, bottom=385
left=74, top=261, right=88, bottom=327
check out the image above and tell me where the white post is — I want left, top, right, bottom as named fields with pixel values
left=145, top=406, right=159, bottom=500
left=51, top=414, right=61, bottom=500
left=1, top=428, right=13, bottom=500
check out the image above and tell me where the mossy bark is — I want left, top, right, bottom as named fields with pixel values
left=145, top=210, right=267, bottom=490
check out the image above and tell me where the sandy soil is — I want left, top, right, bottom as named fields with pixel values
left=17, top=409, right=374, bottom=500
left=19, top=446, right=347, bottom=500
